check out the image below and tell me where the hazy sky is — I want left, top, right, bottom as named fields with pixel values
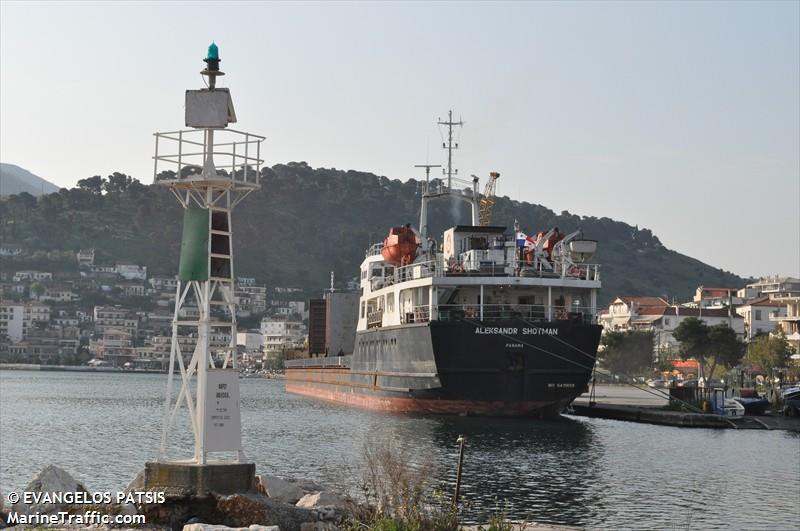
left=1, top=1, right=798, bottom=279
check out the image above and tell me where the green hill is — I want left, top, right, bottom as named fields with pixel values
left=0, top=163, right=59, bottom=196
left=0, top=162, right=745, bottom=305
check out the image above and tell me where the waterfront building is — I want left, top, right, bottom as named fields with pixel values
left=260, top=317, right=306, bottom=352
left=735, top=296, right=785, bottom=340
left=89, top=328, right=135, bottom=366
left=93, top=305, right=138, bottom=336
left=0, top=301, right=24, bottom=342
left=236, top=330, right=264, bottom=352
left=600, top=295, right=745, bottom=357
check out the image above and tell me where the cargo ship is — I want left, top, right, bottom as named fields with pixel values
left=285, top=112, right=602, bottom=417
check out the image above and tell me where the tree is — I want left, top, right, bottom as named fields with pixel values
left=748, top=335, right=792, bottom=372
left=705, top=324, right=745, bottom=381
left=103, top=172, right=134, bottom=194
left=600, top=329, right=655, bottom=376
left=77, top=175, right=105, bottom=194
left=674, top=318, right=745, bottom=381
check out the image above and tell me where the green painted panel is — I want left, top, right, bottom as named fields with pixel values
left=178, top=207, right=209, bottom=281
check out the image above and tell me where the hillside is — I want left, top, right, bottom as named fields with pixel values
left=0, top=163, right=59, bottom=196
left=0, top=162, right=745, bottom=304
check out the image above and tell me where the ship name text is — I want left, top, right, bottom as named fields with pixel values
left=475, top=327, right=558, bottom=336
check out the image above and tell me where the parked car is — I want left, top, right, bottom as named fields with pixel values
left=647, top=378, right=667, bottom=388
left=678, top=379, right=699, bottom=388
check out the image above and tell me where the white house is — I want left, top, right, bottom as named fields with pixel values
left=735, top=296, right=784, bottom=340
left=236, top=331, right=264, bottom=352
left=116, top=264, right=147, bottom=281
left=260, top=317, right=305, bottom=352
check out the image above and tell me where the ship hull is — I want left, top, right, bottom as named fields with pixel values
left=285, top=318, right=602, bottom=417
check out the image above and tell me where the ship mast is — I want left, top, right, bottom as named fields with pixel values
left=438, top=109, right=463, bottom=190
left=418, top=110, right=480, bottom=240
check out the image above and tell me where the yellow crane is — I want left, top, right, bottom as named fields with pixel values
left=479, top=171, right=500, bottom=226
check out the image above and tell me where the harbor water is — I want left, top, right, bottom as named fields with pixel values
left=1, top=370, right=798, bottom=529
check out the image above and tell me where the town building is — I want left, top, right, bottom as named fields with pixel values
left=770, top=294, right=800, bottom=356
left=0, top=301, right=24, bottom=342
left=690, top=286, right=743, bottom=308
left=13, top=271, right=53, bottom=282
left=93, top=305, right=138, bottom=336
left=0, top=244, right=24, bottom=257
left=76, top=249, right=95, bottom=267
left=89, top=328, right=135, bottom=366
left=600, top=295, right=744, bottom=358
left=739, top=276, right=800, bottom=299
left=735, top=296, right=785, bottom=340
left=236, top=330, right=264, bottom=352
left=260, top=317, right=306, bottom=352
left=116, top=264, right=148, bottom=281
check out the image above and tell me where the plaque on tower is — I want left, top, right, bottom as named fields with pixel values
left=204, top=369, right=242, bottom=453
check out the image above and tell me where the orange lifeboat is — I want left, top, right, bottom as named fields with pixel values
left=381, top=225, right=419, bottom=266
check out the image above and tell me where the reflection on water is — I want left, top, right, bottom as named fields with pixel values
left=1, top=371, right=798, bottom=529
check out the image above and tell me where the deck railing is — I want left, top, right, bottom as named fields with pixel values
left=400, top=304, right=596, bottom=324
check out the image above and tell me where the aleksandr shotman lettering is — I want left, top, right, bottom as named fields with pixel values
left=474, top=327, right=558, bottom=335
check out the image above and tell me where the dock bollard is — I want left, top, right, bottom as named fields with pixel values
left=454, top=435, right=465, bottom=506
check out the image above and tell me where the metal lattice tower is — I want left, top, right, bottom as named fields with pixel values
left=153, top=43, right=264, bottom=464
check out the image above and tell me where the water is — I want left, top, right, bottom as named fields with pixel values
left=1, top=370, right=799, bottom=530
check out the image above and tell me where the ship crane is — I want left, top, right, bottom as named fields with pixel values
left=478, top=171, right=500, bottom=226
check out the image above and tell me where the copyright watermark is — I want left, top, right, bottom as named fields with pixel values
left=5, top=490, right=165, bottom=505
left=6, top=510, right=145, bottom=526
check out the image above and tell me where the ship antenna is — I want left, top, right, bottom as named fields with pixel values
left=415, top=163, right=441, bottom=240
left=438, top=109, right=463, bottom=191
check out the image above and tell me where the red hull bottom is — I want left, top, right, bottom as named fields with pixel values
left=285, top=381, right=568, bottom=417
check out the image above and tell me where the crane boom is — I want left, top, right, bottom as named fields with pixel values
left=479, top=171, right=500, bottom=226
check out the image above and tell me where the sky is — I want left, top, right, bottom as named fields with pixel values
left=1, top=1, right=798, bottom=279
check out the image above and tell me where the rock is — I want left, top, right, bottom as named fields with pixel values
left=295, top=492, right=350, bottom=511
left=214, top=493, right=314, bottom=531
left=257, top=475, right=308, bottom=505
left=183, top=525, right=280, bottom=531
left=300, top=523, right=340, bottom=531
left=11, top=465, right=89, bottom=516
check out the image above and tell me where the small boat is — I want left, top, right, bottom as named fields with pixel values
left=723, top=398, right=746, bottom=419
left=733, top=389, right=770, bottom=415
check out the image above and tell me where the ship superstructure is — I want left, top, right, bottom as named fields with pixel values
left=286, top=112, right=602, bottom=416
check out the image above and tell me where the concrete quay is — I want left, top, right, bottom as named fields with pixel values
left=569, top=384, right=800, bottom=431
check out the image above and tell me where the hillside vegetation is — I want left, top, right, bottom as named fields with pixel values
left=0, top=162, right=745, bottom=304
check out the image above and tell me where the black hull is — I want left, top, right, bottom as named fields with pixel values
left=285, top=318, right=602, bottom=417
